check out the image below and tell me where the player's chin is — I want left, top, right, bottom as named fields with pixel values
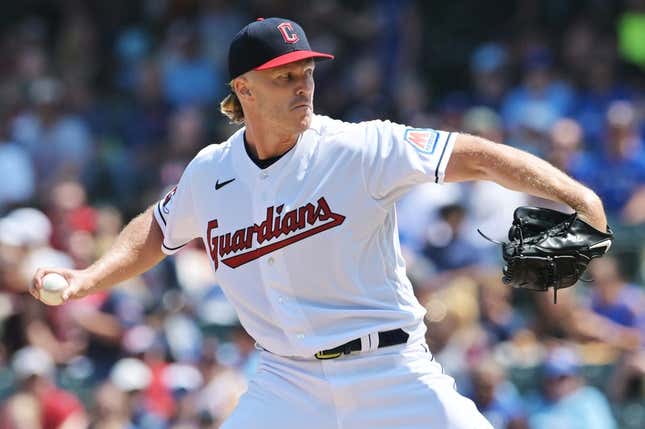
left=291, top=106, right=313, bottom=130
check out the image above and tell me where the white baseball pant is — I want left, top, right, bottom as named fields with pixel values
left=221, top=339, right=493, bottom=429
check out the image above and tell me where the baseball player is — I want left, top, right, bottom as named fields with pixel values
left=32, top=17, right=609, bottom=429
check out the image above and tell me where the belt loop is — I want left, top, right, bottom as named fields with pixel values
left=360, top=332, right=381, bottom=352
left=368, top=332, right=379, bottom=351
left=360, top=335, right=370, bottom=352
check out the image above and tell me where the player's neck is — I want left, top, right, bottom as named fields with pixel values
left=244, top=121, right=299, bottom=160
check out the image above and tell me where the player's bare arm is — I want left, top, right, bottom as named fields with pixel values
left=444, top=133, right=607, bottom=231
left=31, top=205, right=165, bottom=302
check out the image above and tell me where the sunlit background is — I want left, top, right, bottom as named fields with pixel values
left=0, top=1, right=644, bottom=428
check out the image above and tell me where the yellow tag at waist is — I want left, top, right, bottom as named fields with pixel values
left=314, top=350, right=342, bottom=360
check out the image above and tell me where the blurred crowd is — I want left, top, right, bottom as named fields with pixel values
left=0, top=0, right=644, bottom=428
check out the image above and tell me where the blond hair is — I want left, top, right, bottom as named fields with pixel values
left=219, top=88, right=245, bottom=124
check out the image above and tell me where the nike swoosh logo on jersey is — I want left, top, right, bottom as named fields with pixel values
left=215, top=178, right=235, bottom=190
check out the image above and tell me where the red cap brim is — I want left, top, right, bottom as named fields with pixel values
left=254, top=50, right=334, bottom=70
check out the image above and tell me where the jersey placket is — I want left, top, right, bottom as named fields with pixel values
left=252, top=166, right=314, bottom=354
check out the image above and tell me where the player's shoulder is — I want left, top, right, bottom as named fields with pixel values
left=314, top=114, right=396, bottom=134
left=187, top=127, right=243, bottom=170
left=313, top=114, right=399, bottom=149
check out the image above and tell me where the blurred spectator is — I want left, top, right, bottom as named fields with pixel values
left=68, top=286, right=145, bottom=382
left=393, top=73, right=432, bottom=124
left=123, top=323, right=175, bottom=421
left=573, top=37, right=632, bottom=149
left=478, top=276, right=526, bottom=344
left=0, top=109, right=35, bottom=211
left=123, top=59, right=170, bottom=150
left=195, top=344, right=247, bottom=426
left=572, top=101, right=645, bottom=223
left=463, top=106, right=504, bottom=142
left=160, top=22, right=222, bottom=108
left=422, top=203, right=487, bottom=273
left=609, top=350, right=645, bottom=408
left=88, top=381, right=135, bottom=429
left=161, top=363, right=204, bottom=427
left=531, top=288, right=641, bottom=353
left=583, top=256, right=645, bottom=409
left=523, top=118, right=584, bottom=212
left=469, top=43, right=510, bottom=109
left=396, top=181, right=463, bottom=256
left=527, top=346, right=617, bottom=429
left=110, top=59, right=172, bottom=209
left=114, top=26, right=152, bottom=92
left=46, top=181, right=97, bottom=253
left=343, top=55, right=389, bottom=121
left=422, top=279, right=488, bottom=389
left=561, top=18, right=596, bottom=82
left=163, top=294, right=204, bottom=364
left=108, top=357, right=167, bottom=428
left=158, top=107, right=207, bottom=194
left=198, top=0, right=249, bottom=72
left=166, top=107, right=206, bottom=168
left=502, top=46, right=575, bottom=156
left=12, top=78, right=94, bottom=189
left=54, top=8, right=98, bottom=86
left=94, top=206, right=124, bottom=258
left=469, top=356, right=527, bottom=429
left=546, top=118, right=584, bottom=173
left=0, top=207, right=86, bottom=365
left=0, top=346, right=87, bottom=429
left=12, top=18, right=49, bottom=87
left=588, top=256, right=645, bottom=336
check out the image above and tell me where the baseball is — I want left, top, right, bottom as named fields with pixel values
left=40, top=273, right=69, bottom=306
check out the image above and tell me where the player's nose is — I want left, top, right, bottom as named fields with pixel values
left=295, top=76, right=314, bottom=96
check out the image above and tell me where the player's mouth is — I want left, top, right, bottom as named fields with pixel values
left=291, top=99, right=312, bottom=110
left=292, top=104, right=312, bottom=111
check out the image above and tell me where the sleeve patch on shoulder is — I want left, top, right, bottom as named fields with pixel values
left=403, top=128, right=440, bottom=154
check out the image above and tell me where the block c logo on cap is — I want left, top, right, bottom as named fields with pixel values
left=277, top=22, right=299, bottom=44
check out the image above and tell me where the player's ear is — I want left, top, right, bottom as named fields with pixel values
left=233, top=76, right=252, bottom=99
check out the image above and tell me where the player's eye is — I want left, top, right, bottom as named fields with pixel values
left=278, top=73, right=291, bottom=81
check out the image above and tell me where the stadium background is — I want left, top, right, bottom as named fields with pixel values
left=0, top=0, right=644, bottom=428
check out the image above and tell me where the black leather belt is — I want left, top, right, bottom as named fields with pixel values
left=314, top=328, right=409, bottom=360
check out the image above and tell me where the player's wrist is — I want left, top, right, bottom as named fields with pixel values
left=80, top=266, right=104, bottom=294
left=574, top=192, right=607, bottom=231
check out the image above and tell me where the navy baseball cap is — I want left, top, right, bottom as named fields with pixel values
left=228, top=17, right=334, bottom=80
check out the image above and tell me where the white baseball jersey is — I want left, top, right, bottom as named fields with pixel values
left=154, top=114, right=456, bottom=358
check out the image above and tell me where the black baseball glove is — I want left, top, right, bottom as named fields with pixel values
left=479, top=206, right=614, bottom=302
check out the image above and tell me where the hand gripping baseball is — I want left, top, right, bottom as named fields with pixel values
left=31, top=268, right=96, bottom=305
left=479, top=206, right=614, bottom=303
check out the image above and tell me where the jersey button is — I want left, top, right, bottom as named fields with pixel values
left=268, top=256, right=275, bottom=265
left=259, top=172, right=269, bottom=180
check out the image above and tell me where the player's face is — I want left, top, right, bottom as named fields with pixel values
left=247, top=59, right=315, bottom=133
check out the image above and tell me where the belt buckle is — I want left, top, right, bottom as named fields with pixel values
left=314, top=350, right=342, bottom=360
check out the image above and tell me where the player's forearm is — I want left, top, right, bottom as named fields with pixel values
left=84, top=205, right=165, bottom=291
left=449, top=134, right=607, bottom=230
